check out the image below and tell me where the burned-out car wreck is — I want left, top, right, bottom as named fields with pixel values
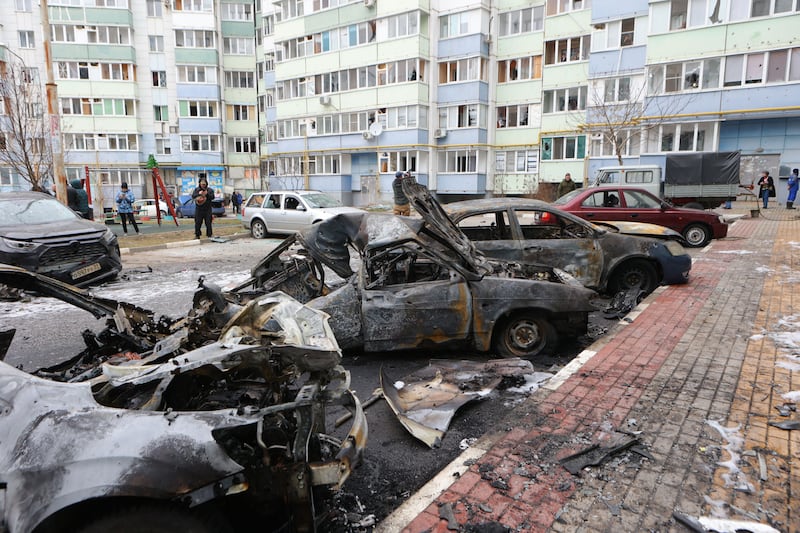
left=0, top=265, right=366, bottom=533
left=228, top=185, right=597, bottom=358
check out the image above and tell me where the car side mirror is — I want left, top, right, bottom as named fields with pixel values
left=296, top=205, right=306, bottom=211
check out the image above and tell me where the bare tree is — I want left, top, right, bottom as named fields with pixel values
left=576, top=76, right=695, bottom=166
left=0, top=60, right=53, bottom=192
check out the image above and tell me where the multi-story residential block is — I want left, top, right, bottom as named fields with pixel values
left=1, top=0, right=799, bottom=210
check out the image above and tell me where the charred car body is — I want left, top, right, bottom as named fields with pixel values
left=0, top=265, right=366, bottom=533
left=442, top=197, right=692, bottom=295
left=229, top=186, right=597, bottom=358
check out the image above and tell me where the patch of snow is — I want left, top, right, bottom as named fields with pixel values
left=705, top=420, right=754, bottom=494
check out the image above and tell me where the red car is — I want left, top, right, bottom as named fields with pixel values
left=553, top=186, right=729, bottom=247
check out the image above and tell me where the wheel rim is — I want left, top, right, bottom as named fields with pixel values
left=252, top=221, right=266, bottom=238
left=684, top=225, right=707, bottom=246
left=505, top=319, right=545, bottom=353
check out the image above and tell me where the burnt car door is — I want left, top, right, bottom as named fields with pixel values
left=511, top=208, right=606, bottom=290
left=359, top=241, right=472, bottom=353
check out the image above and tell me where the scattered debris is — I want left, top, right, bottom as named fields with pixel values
left=757, top=451, right=768, bottom=481
left=336, top=388, right=383, bottom=427
left=460, top=437, right=478, bottom=450
left=767, top=419, right=800, bottom=430
left=209, top=236, right=229, bottom=243
left=774, top=402, right=796, bottom=416
left=672, top=511, right=780, bottom=533
left=603, top=287, right=645, bottom=319
left=706, top=420, right=754, bottom=493
left=439, top=502, right=460, bottom=531
left=381, top=359, right=539, bottom=448
left=559, top=433, right=644, bottom=475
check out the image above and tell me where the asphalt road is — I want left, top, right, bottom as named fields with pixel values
left=1, top=236, right=613, bottom=528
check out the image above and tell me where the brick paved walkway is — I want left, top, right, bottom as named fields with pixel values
left=385, top=209, right=799, bottom=533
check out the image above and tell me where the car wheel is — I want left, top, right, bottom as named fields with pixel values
left=683, top=202, right=705, bottom=210
left=251, top=219, right=268, bottom=239
left=160, top=210, right=167, bottom=218
left=610, top=259, right=658, bottom=294
left=494, top=312, right=558, bottom=358
left=76, top=503, right=228, bottom=533
left=682, top=223, right=711, bottom=247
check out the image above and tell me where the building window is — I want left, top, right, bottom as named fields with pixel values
left=172, top=0, right=213, bottom=12
left=438, top=104, right=486, bottom=129
left=177, top=65, right=216, bottom=84
left=439, top=150, right=480, bottom=173
left=231, top=137, right=258, bottom=153
left=620, top=18, right=634, bottom=46
left=498, top=5, right=544, bottom=36
left=590, top=130, right=641, bottom=158
left=19, top=31, right=35, bottom=48
left=439, top=10, right=479, bottom=39
left=60, top=98, right=135, bottom=116
left=224, top=37, right=255, bottom=55
left=227, top=104, right=255, bottom=121
left=152, top=71, right=167, bottom=87
left=21, top=67, right=39, bottom=84
left=181, top=101, right=218, bottom=118
left=181, top=135, right=220, bottom=152
left=648, top=58, right=721, bottom=94
left=149, top=35, right=164, bottom=52
left=545, top=0, right=587, bottom=16
left=51, top=25, right=76, bottom=42
left=156, top=136, right=172, bottom=155
left=496, top=104, right=534, bottom=127
left=602, top=77, right=631, bottom=102
left=15, top=0, right=32, bottom=11
left=495, top=150, right=539, bottom=173
left=541, top=136, right=585, bottom=160
left=175, top=30, right=216, bottom=48
left=225, top=71, right=255, bottom=88
left=222, top=3, right=253, bottom=20
left=438, top=57, right=486, bottom=84
left=544, top=35, right=591, bottom=64
left=645, top=122, right=713, bottom=152
left=542, top=87, right=587, bottom=113
left=670, top=0, right=688, bottom=30
left=146, top=0, right=162, bottom=16
left=498, top=56, right=542, bottom=83
left=154, top=105, right=168, bottom=121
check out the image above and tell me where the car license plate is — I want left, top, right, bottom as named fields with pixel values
left=71, top=262, right=101, bottom=280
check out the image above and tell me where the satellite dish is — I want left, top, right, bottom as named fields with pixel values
left=368, top=122, right=383, bottom=137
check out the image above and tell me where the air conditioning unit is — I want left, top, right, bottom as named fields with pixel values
left=362, top=131, right=373, bottom=140
left=434, top=128, right=447, bottom=139
left=364, top=0, right=375, bottom=7
left=319, top=95, right=331, bottom=105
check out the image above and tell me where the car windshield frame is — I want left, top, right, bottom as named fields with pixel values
left=552, top=189, right=583, bottom=205
left=0, top=196, right=80, bottom=227
left=302, top=193, right=343, bottom=208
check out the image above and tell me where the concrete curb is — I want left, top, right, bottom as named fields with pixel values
left=120, top=231, right=250, bottom=255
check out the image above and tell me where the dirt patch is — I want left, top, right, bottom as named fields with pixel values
left=116, top=220, right=248, bottom=249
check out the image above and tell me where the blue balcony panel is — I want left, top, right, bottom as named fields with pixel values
left=436, top=173, right=486, bottom=194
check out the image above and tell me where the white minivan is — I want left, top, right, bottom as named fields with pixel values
left=241, top=190, right=364, bottom=238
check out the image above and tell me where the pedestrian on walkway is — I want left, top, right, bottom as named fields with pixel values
left=787, top=168, right=798, bottom=210
left=192, top=178, right=215, bottom=238
left=392, top=171, right=412, bottom=216
left=69, top=178, right=92, bottom=219
left=757, top=171, right=774, bottom=209
left=231, top=190, right=242, bottom=214
left=115, top=182, right=140, bottom=235
left=556, top=172, right=577, bottom=198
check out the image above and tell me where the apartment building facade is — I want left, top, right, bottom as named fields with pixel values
left=1, top=0, right=799, bottom=209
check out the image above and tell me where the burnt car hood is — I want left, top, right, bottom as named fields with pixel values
left=0, top=218, right=109, bottom=240
left=401, top=180, right=493, bottom=275
left=300, top=210, right=491, bottom=280
left=592, top=220, right=685, bottom=241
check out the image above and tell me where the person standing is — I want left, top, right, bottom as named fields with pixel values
left=231, top=190, right=242, bottom=215
left=757, top=171, right=774, bottom=209
left=392, top=171, right=411, bottom=216
left=787, top=168, right=798, bottom=210
left=115, top=182, right=140, bottom=235
left=69, top=178, right=91, bottom=219
left=192, top=178, right=215, bottom=238
left=556, top=172, right=577, bottom=198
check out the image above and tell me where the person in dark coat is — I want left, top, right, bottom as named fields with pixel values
left=392, top=171, right=411, bottom=216
left=757, top=171, right=774, bottom=209
left=556, top=173, right=577, bottom=198
left=192, top=178, right=215, bottom=238
left=69, top=178, right=91, bottom=219
left=231, top=190, right=242, bottom=214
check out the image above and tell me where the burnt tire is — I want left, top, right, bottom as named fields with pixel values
left=76, top=503, right=227, bottom=533
left=494, top=312, right=558, bottom=358
left=610, top=259, right=658, bottom=294
left=682, top=223, right=712, bottom=247
left=250, top=219, right=268, bottom=239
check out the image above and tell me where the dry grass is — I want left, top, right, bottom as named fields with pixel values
left=116, top=217, right=247, bottom=248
